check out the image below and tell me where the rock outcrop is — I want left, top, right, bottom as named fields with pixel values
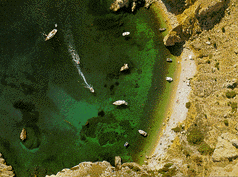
left=163, top=0, right=229, bottom=46
left=0, top=153, right=15, bottom=177
left=212, top=136, right=238, bottom=162
left=46, top=157, right=149, bottom=177
left=110, top=0, right=155, bottom=12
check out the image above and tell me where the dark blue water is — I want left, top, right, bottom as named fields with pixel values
left=0, top=0, right=171, bottom=176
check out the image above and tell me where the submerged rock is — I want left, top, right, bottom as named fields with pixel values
left=20, top=128, right=27, bottom=141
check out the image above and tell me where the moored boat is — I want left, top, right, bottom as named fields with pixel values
left=159, top=28, right=166, bottom=32
left=45, top=24, right=58, bottom=41
left=120, top=63, right=129, bottom=72
left=166, top=58, right=172, bottom=62
left=124, top=142, right=129, bottom=147
left=113, top=100, right=128, bottom=106
left=122, top=32, right=130, bottom=36
left=138, top=129, right=147, bottom=137
left=166, top=77, right=173, bottom=82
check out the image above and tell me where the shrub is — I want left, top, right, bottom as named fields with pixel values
left=231, top=102, right=237, bottom=112
left=215, top=62, right=219, bottom=70
left=172, top=126, right=181, bottom=132
left=206, top=60, right=210, bottom=64
left=198, top=142, right=214, bottom=155
left=222, top=27, right=225, bottom=33
left=209, top=54, right=213, bottom=59
left=224, top=120, right=229, bottom=126
left=183, top=149, right=190, bottom=157
left=186, top=102, right=191, bottom=109
left=226, top=91, right=236, bottom=98
left=187, top=128, right=204, bottom=145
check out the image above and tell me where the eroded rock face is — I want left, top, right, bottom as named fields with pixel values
left=110, top=0, right=154, bottom=12
left=212, top=135, right=238, bottom=162
left=110, top=0, right=129, bottom=12
left=46, top=157, right=149, bottom=177
left=0, top=153, right=15, bottom=177
left=164, top=0, right=229, bottom=46
left=163, top=30, right=183, bottom=46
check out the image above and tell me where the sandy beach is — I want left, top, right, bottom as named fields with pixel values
left=148, top=1, right=197, bottom=170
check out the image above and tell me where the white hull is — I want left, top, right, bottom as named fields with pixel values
left=113, top=100, right=128, bottom=106
left=138, top=129, right=147, bottom=137
left=122, top=32, right=130, bottom=36
left=45, top=29, right=57, bottom=41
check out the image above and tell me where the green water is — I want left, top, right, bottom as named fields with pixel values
left=0, top=0, right=173, bottom=176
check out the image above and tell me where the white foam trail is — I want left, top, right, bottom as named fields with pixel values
left=64, top=29, right=94, bottom=93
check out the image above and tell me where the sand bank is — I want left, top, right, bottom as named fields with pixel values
left=147, top=1, right=197, bottom=170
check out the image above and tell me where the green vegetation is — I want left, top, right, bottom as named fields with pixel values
left=183, top=149, right=190, bottom=157
left=206, top=60, right=210, bottom=64
left=226, top=91, right=236, bottom=98
left=186, top=102, right=191, bottom=109
left=198, top=142, right=214, bottom=155
left=215, top=62, right=219, bottom=70
left=209, top=54, right=213, bottom=59
left=224, top=119, right=229, bottom=126
left=187, top=128, right=204, bottom=145
left=158, top=163, right=176, bottom=177
left=172, top=126, right=181, bottom=132
left=213, top=43, right=217, bottom=49
left=231, top=102, right=237, bottom=112
left=222, top=26, right=225, bottom=33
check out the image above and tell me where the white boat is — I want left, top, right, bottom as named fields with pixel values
left=113, top=100, right=128, bottom=106
left=120, top=63, right=129, bottom=72
left=166, top=77, right=173, bottom=82
left=122, top=32, right=130, bottom=36
left=166, top=58, right=172, bottom=62
left=45, top=24, right=58, bottom=41
left=138, top=130, right=147, bottom=137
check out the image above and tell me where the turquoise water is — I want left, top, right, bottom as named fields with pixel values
left=0, top=0, right=171, bottom=176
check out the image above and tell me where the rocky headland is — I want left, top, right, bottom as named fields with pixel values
left=2, top=0, right=238, bottom=176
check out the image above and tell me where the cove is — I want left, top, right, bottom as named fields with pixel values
left=0, top=0, right=174, bottom=176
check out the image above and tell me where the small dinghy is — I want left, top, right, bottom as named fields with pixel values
left=166, top=58, right=172, bottom=62
left=113, top=100, right=128, bottom=106
left=138, top=130, right=147, bottom=137
left=159, top=28, right=166, bottom=32
left=45, top=24, right=57, bottom=41
left=166, top=77, right=173, bottom=82
left=120, top=63, right=129, bottom=72
left=122, top=32, right=130, bottom=36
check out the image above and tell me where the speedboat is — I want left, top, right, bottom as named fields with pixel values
left=120, top=63, right=129, bottom=72
left=166, top=58, right=172, bottom=62
left=122, top=32, right=130, bottom=36
left=113, top=100, right=128, bottom=106
left=138, top=130, right=147, bottom=137
left=45, top=24, right=58, bottom=41
left=166, top=77, right=173, bottom=82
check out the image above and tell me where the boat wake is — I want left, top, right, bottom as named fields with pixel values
left=64, top=28, right=94, bottom=93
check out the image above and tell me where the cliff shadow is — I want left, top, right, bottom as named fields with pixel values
left=196, top=0, right=230, bottom=30
left=166, top=41, right=185, bottom=56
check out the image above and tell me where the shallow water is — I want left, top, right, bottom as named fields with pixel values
left=0, top=0, right=171, bottom=176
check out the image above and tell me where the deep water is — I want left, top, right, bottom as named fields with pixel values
left=0, top=0, right=171, bottom=176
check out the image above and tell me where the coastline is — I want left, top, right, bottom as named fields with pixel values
left=148, top=1, right=197, bottom=170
